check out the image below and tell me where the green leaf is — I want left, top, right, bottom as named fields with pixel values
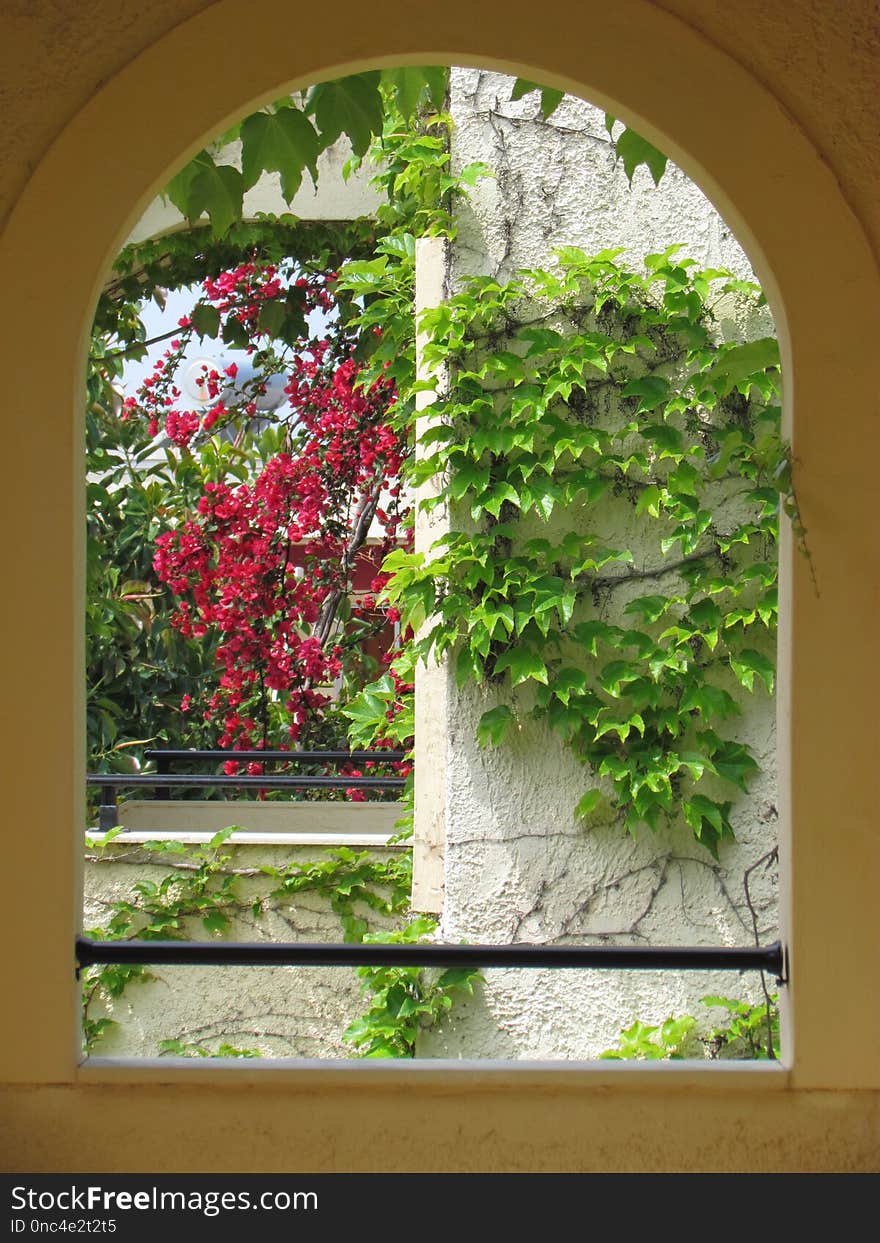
left=436, top=967, right=481, bottom=994
left=382, top=67, right=435, bottom=120
left=190, top=302, right=221, bottom=340
left=510, top=78, right=565, bottom=119
left=701, top=338, right=780, bottom=396
left=643, top=423, right=684, bottom=458
left=240, top=107, right=320, bottom=199
left=729, top=648, right=775, bottom=693
left=222, top=315, right=249, bottom=349
left=165, top=151, right=213, bottom=217
left=623, top=594, right=672, bottom=624
left=613, top=125, right=669, bottom=185
left=307, top=72, right=384, bottom=156
left=494, top=647, right=548, bottom=687
left=622, top=375, right=670, bottom=412
left=455, top=644, right=483, bottom=688
left=635, top=485, right=662, bottom=518
left=574, top=789, right=603, bottom=820
left=681, top=683, right=740, bottom=720
left=688, top=598, right=722, bottom=631
left=448, top=458, right=490, bottom=501
left=683, top=796, right=732, bottom=857
left=551, top=666, right=587, bottom=704
left=710, top=740, right=759, bottom=792
left=420, top=66, right=449, bottom=110
left=257, top=298, right=286, bottom=337
left=476, top=705, right=515, bottom=748
left=202, top=910, right=229, bottom=935
left=183, top=162, right=244, bottom=237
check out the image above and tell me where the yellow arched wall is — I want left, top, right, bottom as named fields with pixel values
left=0, top=0, right=877, bottom=1172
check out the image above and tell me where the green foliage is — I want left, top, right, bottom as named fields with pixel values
left=382, top=244, right=787, bottom=853
left=510, top=77, right=566, bottom=120
left=263, top=846, right=411, bottom=944
left=702, top=993, right=780, bottom=1059
left=605, top=115, right=669, bottom=185
left=508, top=78, right=669, bottom=188
left=83, top=826, right=479, bottom=1059
left=158, top=1038, right=263, bottom=1058
left=84, top=394, right=219, bottom=769
left=600, top=1014, right=697, bottom=1060
left=163, top=68, right=450, bottom=236
left=161, top=68, right=674, bottom=243
left=343, top=917, right=483, bottom=1057
left=601, top=994, right=779, bottom=1060
left=85, top=69, right=784, bottom=1064
left=240, top=107, right=320, bottom=199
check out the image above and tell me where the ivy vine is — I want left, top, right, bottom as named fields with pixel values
left=83, top=822, right=480, bottom=1058
left=348, top=244, right=793, bottom=856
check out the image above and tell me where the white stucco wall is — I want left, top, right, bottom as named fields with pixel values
left=415, top=69, right=779, bottom=1060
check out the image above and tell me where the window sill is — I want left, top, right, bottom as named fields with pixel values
left=76, top=1055, right=790, bottom=1089
left=87, top=799, right=406, bottom=848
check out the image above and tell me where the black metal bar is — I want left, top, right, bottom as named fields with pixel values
left=98, top=785, right=117, bottom=831
left=142, top=749, right=408, bottom=765
left=75, top=936, right=786, bottom=981
left=86, top=773, right=405, bottom=791
left=156, top=752, right=170, bottom=802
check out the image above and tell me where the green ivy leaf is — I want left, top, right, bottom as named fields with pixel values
left=709, top=739, right=759, bottom=792
left=190, top=303, right=221, bottom=339
left=622, top=375, right=670, bottom=413
left=436, top=967, right=482, bottom=994
left=240, top=107, right=320, bottom=199
left=612, top=125, right=669, bottom=186
left=202, top=910, right=229, bottom=935
left=643, top=423, right=684, bottom=458
left=635, top=485, right=662, bottom=517
left=165, top=151, right=214, bottom=217
left=624, top=594, right=673, bottom=624
left=681, top=683, right=740, bottom=720
left=729, top=648, right=775, bottom=693
left=494, top=647, right=548, bottom=687
left=683, top=796, right=732, bottom=857
left=701, top=338, right=780, bottom=397
left=382, top=67, right=435, bottom=120
left=308, top=72, right=384, bottom=156
left=476, top=705, right=515, bottom=748
left=510, top=78, right=565, bottom=119
left=181, top=162, right=244, bottom=237
left=574, top=789, right=603, bottom=820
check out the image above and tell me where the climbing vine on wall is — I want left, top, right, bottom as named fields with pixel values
left=83, top=827, right=478, bottom=1058
left=349, top=245, right=792, bottom=856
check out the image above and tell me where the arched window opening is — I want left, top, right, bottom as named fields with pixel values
left=81, top=63, right=785, bottom=1065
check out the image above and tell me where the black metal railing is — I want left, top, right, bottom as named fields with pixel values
left=87, top=748, right=408, bottom=829
left=75, top=936, right=787, bottom=981
left=82, top=748, right=787, bottom=987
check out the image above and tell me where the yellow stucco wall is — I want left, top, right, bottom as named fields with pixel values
left=0, top=0, right=877, bottom=1172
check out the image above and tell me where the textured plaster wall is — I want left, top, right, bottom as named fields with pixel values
left=418, top=70, right=779, bottom=1059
